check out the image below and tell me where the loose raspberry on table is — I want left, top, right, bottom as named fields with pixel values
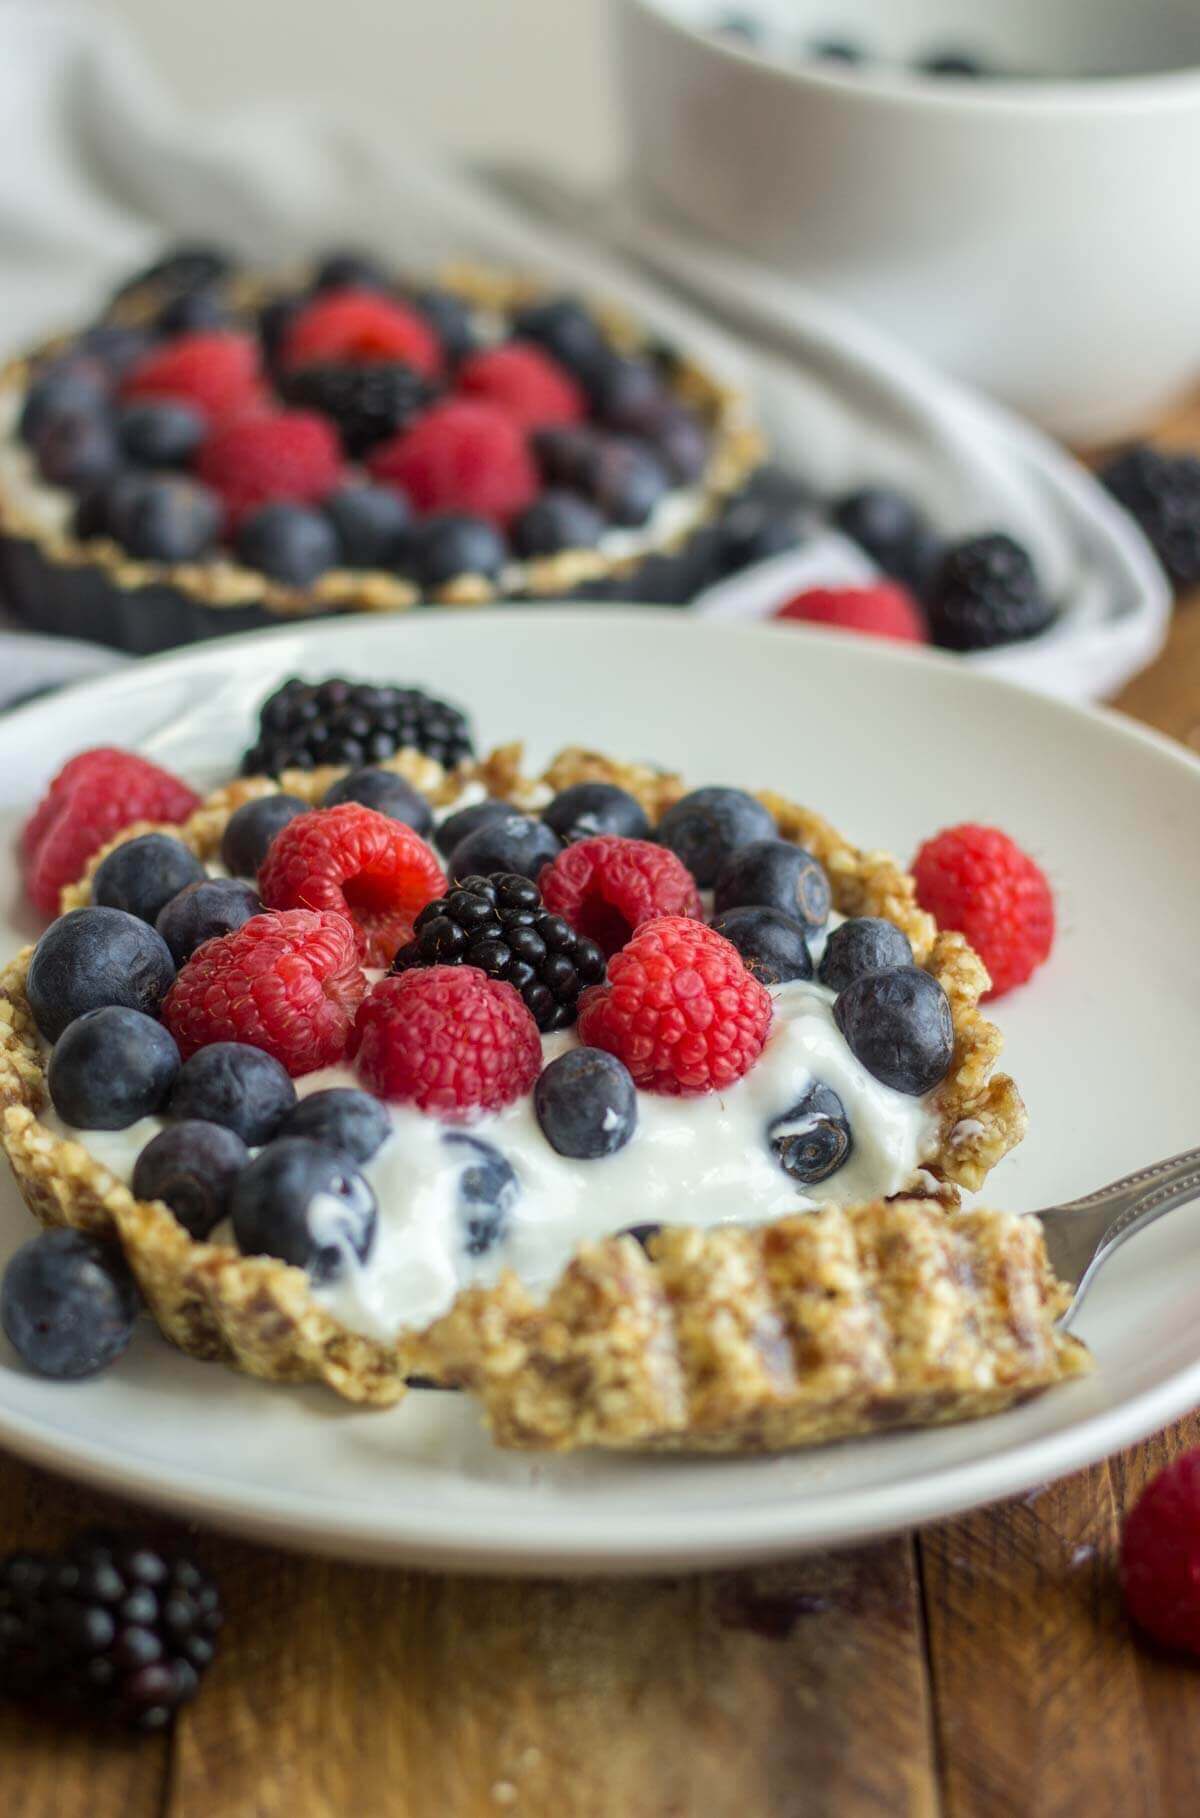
left=22, top=748, right=202, bottom=918
left=539, top=836, right=702, bottom=958
left=279, top=288, right=443, bottom=377
left=456, top=342, right=585, bottom=430
left=1121, top=1450, right=1200, bottom=1656
left=196, top=412, right=343, bottom=528
left=161, top=908, right=365, bottom=1075
left=368, top=398, right=539, bottom=528
left=120, top=331, right=264, bottom=422
left=258, top=802, right=447, bottom=967
left=351, top=966, right=541, bottom=1119
left=774, top=583, right=927, bottom=645
left=912, top=822, right=1054, bottom=1000
left=577, top=915, right=772, bottom=1095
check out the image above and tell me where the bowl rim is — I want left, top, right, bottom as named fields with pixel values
left=623, top=0, right=1200, bottom=116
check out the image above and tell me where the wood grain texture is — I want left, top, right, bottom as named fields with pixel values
left=169, top=1534, right=936, bottom=1818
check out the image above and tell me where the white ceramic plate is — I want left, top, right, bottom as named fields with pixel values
left=1, top=610, right=1198, bottom=1574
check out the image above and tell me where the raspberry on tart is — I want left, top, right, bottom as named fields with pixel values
left=577, top=915, right=773, bottom=1095
left=120, top=331, right=264, bottom=421
left=351, top=966, right=542, bottom=1118
left=456, top=342, right=586, bottom=429
left=161, top=908, right=366, bottom=1074
left=196, top=412, right=343, bottom=528
left=23, top=748, right=202, bottom=918
left=257, top=802, right=447, bottom=966
left=367, top=398, right=539, bottom=528
left=539, top=835, right=702, bottom=957
left=279, top=288, right=443, bottom=377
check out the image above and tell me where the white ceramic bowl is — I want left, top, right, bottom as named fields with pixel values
left=614, top=0, right=1200, bottom=439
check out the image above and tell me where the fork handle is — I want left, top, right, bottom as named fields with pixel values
left=1041, top=1143, right=1200, bottom=1308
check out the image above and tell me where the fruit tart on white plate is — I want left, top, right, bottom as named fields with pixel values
left=0, top=675, right=1086, bottom=1455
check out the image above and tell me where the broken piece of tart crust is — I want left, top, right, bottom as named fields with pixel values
left=0, top=743, right=1070, bottom=1455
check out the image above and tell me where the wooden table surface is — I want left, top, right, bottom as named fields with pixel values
left=6, top=498, right=1200, bottom=1818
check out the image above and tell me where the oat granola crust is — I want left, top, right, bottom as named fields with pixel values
left=0, top=745, right=1054, bottom=1448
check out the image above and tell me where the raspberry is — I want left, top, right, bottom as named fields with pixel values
left=258, top=802, right=446, bottom=967
left=577, top=915, right=772, bottom=1095
left=539, top=836, right=702, bottom=958
left=162, top=908, right=365, bottom=1075
left=912, top=822, right=1054, bottom=1000
left=350, top=966, right=541, bottom=1119
left=120, top=331, right=263, bottom=421
left=368, top=399, right=539, bottom=528
left=196, top=412, right=343, bottom=528
left=279, top=289, right=442, bottom=377
left=22, top=748, right=202, bottom=918
left=774, top=583, right=927, bottom=644
left=456, top=342, right=585, bottom=430
left=1121, top=1451, right=1200, bottom=1655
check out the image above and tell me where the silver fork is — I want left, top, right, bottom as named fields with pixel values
left=1037, top=1145, right=1200, bottom=1327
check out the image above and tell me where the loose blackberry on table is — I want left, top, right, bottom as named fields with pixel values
left=393, top=872, right=606, bottom=1032
left=0, top=1529, right=222, bottom=1729
left=1100, top=444, right=1200, bottom=588
left=241, top=677, right=474, bottom=774
left=925, top=532, right=1055, bottom=651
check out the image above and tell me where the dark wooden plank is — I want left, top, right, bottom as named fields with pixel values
left=0, top=1455, right=168, bottom=1818
left=169, top=1535, right=939, bottom=1818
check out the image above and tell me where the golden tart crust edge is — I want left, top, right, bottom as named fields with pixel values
left=0, top=745, right=1064, bottom=1452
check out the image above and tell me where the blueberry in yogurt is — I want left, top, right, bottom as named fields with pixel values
left=133, top=1120, right=251, bottom=1240
left=281, top=1087, right=391, bottom=1165
left=708, top=906, right=813, bottom=985
left=91, top=832, right=205, bottom=926
left=769, top=1083, right=852, bottom=1186
left=443, top=1134, right=519, bottom=1257
left=168, top=1041, right=296, bottom=1145
left=231, top=1137, right=377, bottom=1282
left=655, top=786, right=776, bottom=888
left=534, top=1048, right=638, bottom=1160
left=817, top=917, right=914, bottom=995
left=834, top=968, right=953, bottom=1096
left=713, top=840, right=831, bottom=931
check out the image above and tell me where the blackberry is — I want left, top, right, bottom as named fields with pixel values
left=393, top=873, right=605, bottom=1032
left=925, top=533, right=1055, bottom=651
left=0, top=1529, right=222, bottom=1729
left=241, top=677, right=474, bottom=775
left=280, top=362, right=436, bottom=457
left=1100, top=445, right=1200, bottom=588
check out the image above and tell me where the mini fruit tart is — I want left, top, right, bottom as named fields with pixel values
left=0, top=245, right=763, bottom=654
left=0, top=678, right=1087, bottom=1452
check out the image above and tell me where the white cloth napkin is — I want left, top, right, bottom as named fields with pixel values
left=0, top=0, right=1156, bottom=708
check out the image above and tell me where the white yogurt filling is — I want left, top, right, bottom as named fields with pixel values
left=45, top=975, right=939, bottom=1341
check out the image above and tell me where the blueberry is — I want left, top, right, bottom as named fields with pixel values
left=324, top=484, right=412, bottom=569
left=713, top=839, right=831, bottom=931
left=511, top=491, right=605, bottom=559
left=111, top=243, right=232, bottom=303
left=1, top=1229, right=140, bottom=1380
left=531, top=425, right=600, bottom=490
left=448, top=813, right=562, bottom=883
left=412, top=287, right=477, bottom=363
left=19, top=356, right=111, bottom=445
left=313, top=248, right=392, bottom=292
left=818, top=918, right=914, bottom=995
left=231, top=1138, right=376, bottom=1282
left=167, top=1042, right=296, bottom=1145
left=236, top=503, right=339, bottom=586
left=769, top=1083, right=852, bottom=1185
left=35, top=411, right=119, bottom=491
left=718, top=493, right=807, bottom=571
left=117, top=401, right=206, bottom=468
left=591, top=438, right=670, bottom=527
left=709, top=906, right=813, bottom=984
left=321, top=767, right=433, bottom=836
left=648, top=403, right=710, bottom=485
left=656, top=786, right=777, bottom=888
left=542, top=782, right=650, bottom=844
left=27, top=908, right=176, bottom=1043
left=407, top=514, right=506, bottom=589
left=107, top=473, right=223, bottom=562
left=219, top=794, right=307, bottom=876
left=831, top=487, right=939, bottom=592
left=834, top=968, right=953, bottom=1095
left=443, top=1134, right=519, bottom=1256
left=584, top=352, right=667, bottom=434
left=77, top=323, right=156, bottom=376
left=511, top=297, right=608, bottom=380
left=433, top=797, right=514, bottom=861
left=534, top=1048, right=637, bottom=1160
left=156, top=879, right=263, bottom=965
left=91, top=833, right=205, bottom=925
left=156, top=285, right=233, bottom=334
left=131, top=1121, right=250, bottom=1239
left=280, top=1088, right=390, bottom=1165
left=48, top=1007, right=179, bottom=1130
